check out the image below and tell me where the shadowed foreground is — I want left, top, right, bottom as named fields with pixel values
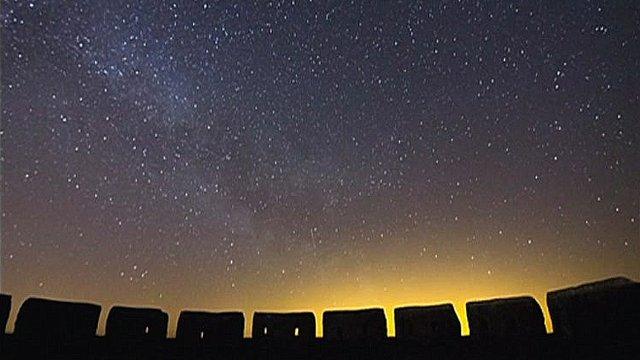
left=0, top=277, right=638, bottom=359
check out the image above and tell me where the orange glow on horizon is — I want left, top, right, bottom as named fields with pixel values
left=4, top=230, right=637, bottom=337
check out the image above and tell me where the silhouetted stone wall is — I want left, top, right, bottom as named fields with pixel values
left=0, top=294, right=11, bottom=335
left=395, top=304, right=461, bottom=341
left=2, top=276, right=639, bottom=353
left=323, top=308, right=387, bottom=341
left=466, top=296, right=545, bottom=339
left=547, top=277, right=640, bottom=342
left=13, top=297, right=100, bottom=342
left=252, top=312, right=315, bottom=340
left=176, top=310, right=244, bottom=344
left=106, top=306, right=168, bottom=341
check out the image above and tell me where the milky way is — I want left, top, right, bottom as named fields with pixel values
left=2, top=1, right=639, bottom=335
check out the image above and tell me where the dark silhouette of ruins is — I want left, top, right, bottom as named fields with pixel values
left=323, top=308, right=387, bottom=341
left=105, top=306, right=168, bottom=342
left=176, top=311, right=244, bottom=345
left=394, top=303, right=461, bottom=341
left=466, top=296, right=546, bottom=339
left=0, top=294, right=10, bottom=335
left=14, top=297, right=100, bottom=343
left=252, top=312, right=315, bottom=340
left=0, top=276, right=639, bottom=359
left=547, top=277, right=640, bottom=342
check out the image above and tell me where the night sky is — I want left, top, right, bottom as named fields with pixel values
left=2, top=1, right=639, bottom=336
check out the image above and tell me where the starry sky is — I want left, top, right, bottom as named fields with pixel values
left=1, top=0, right=639, bottom=337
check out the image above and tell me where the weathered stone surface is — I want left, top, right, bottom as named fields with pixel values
left=547, top=277, right=640, bottom=341
left=323, top=308, right=387, bottom=341
left=106, top=306, right=168, bottom=341
left=252, top=312, right=315, bottom=340
left=394, top=304, right=460, bottom=340
left=466, top=296, right=545, bottom=338
left=176, top=310, right=244, bottom=344
left=0, top=294, right=12, bottom=334
left=14, top=297, right=100, bottom=341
